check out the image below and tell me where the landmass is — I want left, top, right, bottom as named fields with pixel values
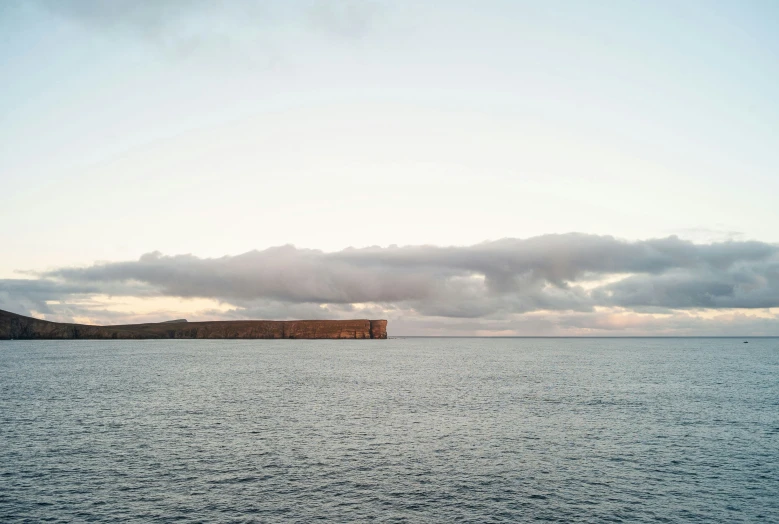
left=0, top=309, right=387, bottom=340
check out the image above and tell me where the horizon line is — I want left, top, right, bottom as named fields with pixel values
left=390, top=335, right=777, bottom=338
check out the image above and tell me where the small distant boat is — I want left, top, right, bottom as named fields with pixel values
left=744, top=341, right=748, bottom=343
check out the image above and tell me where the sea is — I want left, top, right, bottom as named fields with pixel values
left=1, top=338, right=777, bottom=523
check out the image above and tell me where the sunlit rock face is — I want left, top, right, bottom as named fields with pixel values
left=0, top=309, right=388, bottom=340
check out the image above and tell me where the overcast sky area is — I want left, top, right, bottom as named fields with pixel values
left=2, top=0, right=778, bottom=335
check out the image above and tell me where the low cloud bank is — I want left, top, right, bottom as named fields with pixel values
left=3, top=234, right=779, bottom=334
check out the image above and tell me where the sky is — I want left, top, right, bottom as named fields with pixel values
left=2, top=0, right=779, bottom=335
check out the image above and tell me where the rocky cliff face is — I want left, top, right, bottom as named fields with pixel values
left=0, top=309, right=388, bottom=340
left=370, top=320, right=388, bottom=339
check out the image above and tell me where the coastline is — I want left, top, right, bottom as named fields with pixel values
left=0, top=309, right=387, bottom=340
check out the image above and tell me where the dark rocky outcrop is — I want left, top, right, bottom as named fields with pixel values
left=0, top=309, right=388, bottom=340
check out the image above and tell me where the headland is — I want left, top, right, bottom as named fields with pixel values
left=0, top=309, right=387, bottom=340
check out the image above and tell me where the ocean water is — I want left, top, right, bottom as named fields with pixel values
left=1, top=338, right=777, bottom=523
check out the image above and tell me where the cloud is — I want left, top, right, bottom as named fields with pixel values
left=0, top=279, right=95, bottom=316
left=0, top=277, right=160, bottom=320
left=4, top=234, right=779, bottom=333
left=39, top=234, right=779, bottom=306
left=666, top=227, right=745, bottom=243
left=33, top=235, right=779, bottom=304
left=380, top=309, right=779, bottom=337
left=306, top=0, right=386, bottom=40
left=34, top=0, right=391, bottom=64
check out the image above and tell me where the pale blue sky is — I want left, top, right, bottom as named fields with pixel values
left=2, top=1, right=778, bottom=333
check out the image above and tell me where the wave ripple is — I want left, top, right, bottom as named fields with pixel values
left=1, top=338, right=778, bottom=522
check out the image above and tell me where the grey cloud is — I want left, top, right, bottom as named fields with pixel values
left=0, top=278, right=121, bottom=316
left=33, top=234, right=779, bottom=320
left=334, top=235, right=776, bottom=288
left=46, top=246, right=436, bottom=304
left=391, top=310, right=779, bottom=337
left=0, top=276, right=159, bottom=318
left=547, top=310, right=779, bottom=336
left=598, top=261, right=779, bottom=309
left=208, top=300, right=385, bottom=323
left=37, top=0, right=203, bottom=31
left=307, top=0, right=386, bottom=40
left=36, top=0, right=390, bottom=59
left=34, top=0, right=273, bottom=65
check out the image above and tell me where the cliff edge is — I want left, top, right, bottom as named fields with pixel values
left=0, top=309, right=388, bottom=340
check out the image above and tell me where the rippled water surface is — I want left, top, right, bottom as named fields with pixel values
left=1, top=338, right=778, bottom=522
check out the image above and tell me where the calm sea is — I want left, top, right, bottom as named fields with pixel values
left=1, top=338, right=777, bottom=523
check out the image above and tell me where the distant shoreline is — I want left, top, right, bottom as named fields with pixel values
left=0, top=309, right=387, bottom=340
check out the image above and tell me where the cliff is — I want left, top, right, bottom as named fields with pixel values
left=0, top=309, right=388, bottom=340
